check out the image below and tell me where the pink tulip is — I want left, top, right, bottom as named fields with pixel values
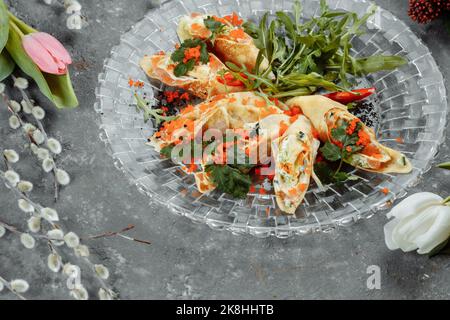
left=22, top=32, right=72, bottom=75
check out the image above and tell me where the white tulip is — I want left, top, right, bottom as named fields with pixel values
left=0, top=82, right=5, bottom=94
left=384, top=192, right=450, bottom=255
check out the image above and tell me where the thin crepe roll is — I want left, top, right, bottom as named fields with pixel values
left=140, top=52, right=244, bottom=99
left=272, top=115, right=319, bottom=214
left=286, top=95, right=412, bottom=174
left=177, top=13, right=268, bottom=72
left=149, top=92, right=282, bottom=153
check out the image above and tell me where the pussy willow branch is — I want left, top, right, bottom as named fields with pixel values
left=86, top=224, right=151, bottom=246
left=0, top=166, right=116, bottom=297
left=0, top=216, right=113, bottom=298
left=11, top=75, right=60, bottom=202
left=0, top=168, right=58, bottom=229
left=0, top=276, right=26, bottom=301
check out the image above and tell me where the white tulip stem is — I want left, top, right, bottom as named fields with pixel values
left=0, top=275, right=27, bottom=300
left=443, top=196, right=450, bottom=206
left=3, top=78, right=60, bottom=202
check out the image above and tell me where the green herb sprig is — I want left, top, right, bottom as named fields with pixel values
left=318, top=120, right=363, bottom=182
left=170, top=39, right=209, bottom=77
left=204, top=16, right=227, bottom=43
left=205, top=164, right=252, bottom=199
left=134, top=93, right=178, bottom=125
left=241, top=0, right=407, bottom=98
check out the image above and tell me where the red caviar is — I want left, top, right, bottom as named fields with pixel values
left=224, top=12, right=244, bottom=26
left=216, top=72, right=245, bottom=87
left=346, top=118, right=360, bottom=135
left=356, top=129, right=371, bottom=147
left=164, top=90, right=180, bottom=103
left=183, top=45, right=201, bottom=63
left=228, top=28, right=246, bottom=40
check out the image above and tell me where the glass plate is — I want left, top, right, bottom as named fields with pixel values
left=94, top=0, right=447, bottom=238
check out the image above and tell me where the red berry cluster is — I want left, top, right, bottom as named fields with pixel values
left=408, top=0, right=450, bottom=24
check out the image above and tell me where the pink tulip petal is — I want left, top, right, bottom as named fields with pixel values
left=32, top=32, right=72, bottom=65
left=22, top=34, right=61, bottom=74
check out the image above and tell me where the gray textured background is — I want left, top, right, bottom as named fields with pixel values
left=0, top=0, right=449, bottom=300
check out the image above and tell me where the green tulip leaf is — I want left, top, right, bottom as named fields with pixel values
left=437, top=162, right=450, bottom=170
left=428, top=238, right=450, bottom=258
left=0, top=49, right=15, bottom=81
left=0, top=0, right=9, bottom=51
left=6, top=20, right=78, bottom=108
left=8, top=10, right=37, bottom=34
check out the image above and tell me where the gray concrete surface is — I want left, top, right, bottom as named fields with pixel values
left=0, top=0, right=449, bottom=300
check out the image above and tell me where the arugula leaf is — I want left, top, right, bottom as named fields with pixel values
left=354, top=55, right=407, bottom=75
left=241, top=0, right=406, bottom=96
left=205, top=164, right=252, bottom=199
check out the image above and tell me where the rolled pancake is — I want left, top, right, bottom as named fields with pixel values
left=140, top=52, right=244, bottom=99
left=177, top=13, right=268, bottom=72
left=148, top=92, right=283, bottom=194
left=286, top=95, right=412, bottom=174
left=272, top=115, right=320, bottom=214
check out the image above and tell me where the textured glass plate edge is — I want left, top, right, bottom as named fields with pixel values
left=93, top=0, right=448, bottom=238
